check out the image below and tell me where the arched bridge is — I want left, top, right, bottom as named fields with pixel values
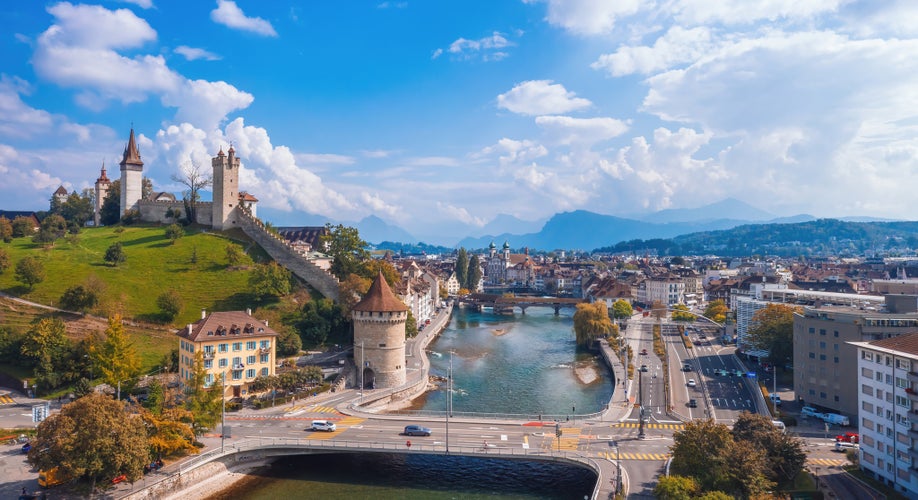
left=461, top=293, right=586, bottom=315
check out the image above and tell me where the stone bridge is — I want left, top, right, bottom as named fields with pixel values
left=461, top=293, right=586, bottom=315
left=236, top=208, right=339, bottom=301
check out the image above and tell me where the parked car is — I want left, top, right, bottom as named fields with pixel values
left=769, top=393, right=781, bottom=406
left=687, top=379, right=697, bottom=388
left=836, top=432, right=859, bottom=444
left=834, top=441, right=858, bottom=452
left=640, top=365, right=648, bottom=372
left=682, top=363, right=692, bottom=372
left=801, top=406, right=825, bottom=419
left=310, top=420, right=337, bottom=432
left=688, top=399, right=697, bottom=408
left=640, top=348, right=648, bottom=355
left=403, top=425, right=432, bottom=436
left=21, top=442, right=31, bottom=454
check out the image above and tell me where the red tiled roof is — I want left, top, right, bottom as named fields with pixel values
left=865, top=332, right=918, bottom=356
left=353, top=272, right=408, bottom=312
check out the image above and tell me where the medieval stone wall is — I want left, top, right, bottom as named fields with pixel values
left=137, top=200, right=213, bottom=225
left=236, top=209, right=340, bottom=301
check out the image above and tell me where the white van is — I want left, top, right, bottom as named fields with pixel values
left=801, top=406, right=825, bottom=419
left=834, top=441, right=858, bottom=452
left=771, top=420, right=786, bottom=433
left=823, top=413, right=850, bottom=426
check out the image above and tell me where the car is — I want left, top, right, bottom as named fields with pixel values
left=640, top=348, right=648, bottom=355
left=640, top=364, right=648, bottom=372
left=687, top=379, right=697, bottom=388
left=836, top=432, right=859, bottom=444
left=682, top=364, right=693, bottom=372
left=834, top=441, right=858, bottom=452
left=769, top=394, right=782, bottom=406
left=403, top=425, right=432, bottom=436
left=688, top=399, right=698, bottom=408
left=21, top=442, right=31, bottom=454
left=310, top=420, right=337, bottom=432
left=713, top=369, right=724, bottom=376
left=801, top=406, right=825, bottom=419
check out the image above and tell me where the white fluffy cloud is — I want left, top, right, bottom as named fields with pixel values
left=210, top=0, right=278, bottom=37
left=434, top=32, right=515, bottom=61
left=174, top=46, right=221, bottom=61
left=535, top=116, right=629, bottom=145
left=497, top=80, right=591, bottom=116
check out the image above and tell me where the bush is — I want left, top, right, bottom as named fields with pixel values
left=156, top=289, right=183, bottom=321
left=104, top=242, right=126, bottom=266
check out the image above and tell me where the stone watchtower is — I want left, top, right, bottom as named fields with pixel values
left=211, top=145, right=241, bottom=230
left=93, top=163, right=111, bottom=226
left=352, top=272, right=409, bottom=389
left=119, top=128, right=143, bottom=216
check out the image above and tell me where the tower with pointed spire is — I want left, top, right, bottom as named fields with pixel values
left=93, top=162, right=111, bottom=226
left=119, top=128, right=144, bottom=216
left=352, top=272, right=409, bottom=389
left=211, top=145, right=241, bottom=230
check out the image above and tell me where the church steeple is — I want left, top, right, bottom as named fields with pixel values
left=120, top=128, right=143, bottom=168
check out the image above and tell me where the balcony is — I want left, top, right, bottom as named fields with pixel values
left=907, top=387, right=918, bottom=402
left=910, top=447, right=918, bottom=461
left=909, top=427, right=918, bottom=440
left=232, top=363, right=245, bottom=371
left=203, top=351, right=214, bottom=360
left=908, top=371, right=918, bottom=384
left=260, top=348, right=271, bottom=355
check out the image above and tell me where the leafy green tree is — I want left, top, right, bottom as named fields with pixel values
left=406, top=309, right=418, bottom=338
left=249, top=262, right=292, bottom=299
left=99, top=180, right=121, bottom=226
left=363, top=259, right=400, bottom=284
left=747, top=304, right=801, bottom=366
left=93, top=314, right=141, bottom=399
left=0, top=248, right=9, bottom=274
left=612, top=299, right=633, bottom=319
left=455, top=248, right=468, bottom=289
left=15, top=256, right=45, bottom=290
left=720, top=439, right=774, bottom=497
left=72, top=377, right=93, bottom=399
left=572, top=302, right=614, bottom=346
left=33, top=214, right=67, bottom=246
left=165, top=223, right=184, bottom=244
left=27, top=392, right=149, bottom=489
left=277, top=328, right=303, bottom=356
left=184, top=351, right=222, bottom=436
left=296, top=298, right=345, bottom=346
left=156, top=289, right=183, bottom=321
left=58, top=191, right=93, bottom=226
left=732, top=412, right=806, bottom=482
left=21, top=317, right=70, bottom=390
left=59, top=285, right=98, bottom=313
left=0, top=216, right=12, bottom=242
left=225, top=243, right=250, bottom=267
left=669, top=419, right=733, bottom=492
left=703, top=300, right=729, bottom=324
left=654, top=475, right=700, bottom=500
left=10, top=216, right=35, bottom=237
left=104, top=242, right=127, bottom=266
left=321, top=223, right=370, bottom=278
left=671, top=303, right=695, bottom=322
left=468, top=254, right=482, bottom=290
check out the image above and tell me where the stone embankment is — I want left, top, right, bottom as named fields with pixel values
left=236, top=209, right=339, bottom=301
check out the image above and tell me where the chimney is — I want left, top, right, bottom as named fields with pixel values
left=246, top=308, right=252, bottom=316
left=187, top=324, right=192, bottom=335
left=201, top=309, right=207, bottom=319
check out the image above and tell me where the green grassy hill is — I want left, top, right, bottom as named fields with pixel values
left=0, top=224, right=262, bottom=327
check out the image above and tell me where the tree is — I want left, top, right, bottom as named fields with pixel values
left=654, top=475, right=700, bottom=500
left=338, top=273, right=372, bottom=318
left=277, top=328, right=303, bottom=356
left=93, top=314, right=141, bottom=399
left=0, top=248, right=9, bottom=274
left=225, top=243, right=250, bottom=267
left=21, top=317, right=70, bottom=390
left=156, top=289, right=183, bottom=321
left=249, top=262, right=292, bottom=299
left=172, top=160, right=212, bottom=224
left=184, top=351, right=222, bottom=436
left=669, top=419, right=734, bottom=492
left=10, top=216, right=35, bottom=237
left=138, top=405, right=197, bottom=458
left=142, top=176, right=154, bottom=200
left=703, top=300, right=729, bottom=324
left=468, top=254, right=482, bottom=291
left=296, top=298, right=345, bottom=347
left=572, top=302, right=614, bottom=346
left=99, top=180, right=121, bottom=225
left=747, top=304, right=801, bottom=365
left=406, top=309, right=418, bottom=338
left=165, top=223, right=184, bottom=244
left=104, top=242, right=127, bottom=266
left=27, top=392, right=149, bottom=489
left=58, top=191, right=93, bottom=226
left=59, top=285, right=98, bottom=313
left=732, top=412, right=806, bottom=482
left=0, top=216, right=12, bottom=242
left=671, top=303, right=695, bottom=322
left=321, top=223, right=369, bottom=278
left=15, top=256, right=45, bottom=290
left=455, top=248, right=468, bottom=289
left=364, top=259, right=400, bottom=284
left=33, top=214, right=67, bottom=246
left=612, top=299, right=633, bottom=319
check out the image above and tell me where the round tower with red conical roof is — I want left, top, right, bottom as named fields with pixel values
left=352, top=271, right=408, bottom=389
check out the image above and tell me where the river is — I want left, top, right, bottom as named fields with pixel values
left=209, top=306, right=612, bottom=499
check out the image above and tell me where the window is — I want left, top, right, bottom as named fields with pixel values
left=205, top=374, right=213, bottom=386
left=834, top=357, right=839, bottom=363
left=247, top=355, right=256, bottom=364
left=819, top=341, right=827, bottom=349
left=809, top=327, right=815, bottom=333
left=820, top=329, right=826, bottom=335
left=246, top=341, right=256, bottom=350
left=246, top=369, right=255, bottom=379
left=863, top=401, right=874, bottom=412
left=260, top=354, right=269, bottom=363
left=232, top=356, right=242, bottom=366
left=204, top=360, right=213, bottom=369
left=896, top=377, right=907, bottom=389
left=218, top=359, right=227, bottom=368
left=834, top=330, right=839, bottom=337
left=218, top=343, right=228, bottom=353
left=261, top=367, right=269, bottom=376
left=233, top=342, right=242, bottom=351
left=896, top=395, right=910, bottom=408
left=819, top=354, right=826, bottom=361
left=820, top=391, right=827, bottom=399
left=259, top=340, right=271, bottom=349
left=809, top=352, right=816, bottom=359
left=863, top=351, right=873, bottom=361
left=232, top=371, right=241, bottom=381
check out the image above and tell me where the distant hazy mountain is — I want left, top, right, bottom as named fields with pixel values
left=638, top=197, right=775, bottom=223
left=356, top=215, right=416, bottom=245
left=767, top=214, right=816, bottom=224
left=473, top=213, right=546, bottom=237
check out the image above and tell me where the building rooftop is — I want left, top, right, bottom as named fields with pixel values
left=353, top=272, right=408, bottom=313
left=850, top=331, right=918, bottom=357
left=178, top=310, right=278, bottom=343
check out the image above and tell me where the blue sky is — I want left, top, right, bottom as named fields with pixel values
left=3, top=1, right=918, bottom=242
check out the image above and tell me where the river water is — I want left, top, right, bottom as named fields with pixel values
left=211, top=306, right=612, bottom=499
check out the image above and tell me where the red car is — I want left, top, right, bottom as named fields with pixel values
left=640, top=348, right=648, bottom=355
left=836, top=432, right=859, bottom=444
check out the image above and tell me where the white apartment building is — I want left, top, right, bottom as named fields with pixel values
left=850, top=333, right=918, bottom=497
left=637, top=277, right=685, bottom=306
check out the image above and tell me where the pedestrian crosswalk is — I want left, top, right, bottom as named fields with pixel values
left=598, top=451, right=669, bottom=461
left=809, top=458, right=846, bottom=467
left=615, top=422, right=684, bottom=430
left=0, top=394, right=13, bottom=405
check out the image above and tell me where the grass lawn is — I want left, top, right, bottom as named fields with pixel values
left=0, top=224, right=267, bottom=374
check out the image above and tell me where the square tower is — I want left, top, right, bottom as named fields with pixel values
left=211, top=146, right=241, bottom=230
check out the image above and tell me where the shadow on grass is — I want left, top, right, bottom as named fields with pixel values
left=213, top=292, right=265, bottom=311
left=135, top=312, right=172, bottom=324
left=119, top=234, right=167, bottom=247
